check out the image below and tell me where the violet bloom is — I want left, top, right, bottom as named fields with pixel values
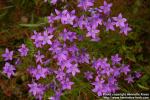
left=18, top=44, right=29, bottom=57
left=125, top=75, right=134, bottom=84
left=55, top=69, right=66, bottom=81
left=104, top=18, right=115, bottom=31
left=60, top=78, right=74, bottom=90
left=89, top=14, right=103, bottom=28
left=108, top=76, right=117, bottom=84
left=100, top=1, right=112, bottom=15
left=31, top=31, right=41, bottom=40
left=84, top=71, right=93, bottom=80
left=31, top=31, right=43, bottom=48
left=68, top=44, right=79, bottom=54
left=28, top=82, right=45, bottom=100
left=55, top=10, right=70, bottom=24
left=2, top=48, right=13, bottom=61
left=49, top=40, right=62, bottom=54
left=48, top=13, right=55, bottom=24
left=66, top=64, right=80, bottom=76
left=55, top=9, right=68, bottom=21
left=134, top=71, right=142, bottom=78
left=92, top=58, right=110, bottom=70
left=74, top=15, right=86, bottom=29
left=67, top=31, right=77, bottom=42
left=120, top=24, right=132, bottom=36
left=111, top=54, right=122, bottom=65
left=31, top=65, right=49, bottom=80
left=46, top=26, right=55, bottom=34
left=3, top=62, right=15, bottom=78
left=62, top=12, right=76, bottom=25
left=78, top=0, right=94, bottom=10
left=59, top=29, right=68, bottom=41
left=92, top=77, right=105, bottom=96
left=60, top=29, right=77, bottom=42
left=112, top=66, right=121, bottom=77
left=121, top=64, right=130, bottom=75
left=54, top=50, right=68, bottom=62
left=58, top=59, right=72, bottom=70
left=101, top=66, right=113, bottom=76
left=78, top=53, right=90, bottom=64
left=39, top=31, right=53, bottom=45
left=34, top=51, right=45, bottom=64
left=86, top=26, right=100, bottom=39
left=113, top=13, right=127, bottom=27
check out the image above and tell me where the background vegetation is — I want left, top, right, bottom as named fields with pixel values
left=0, top=0, right=150, bottom=99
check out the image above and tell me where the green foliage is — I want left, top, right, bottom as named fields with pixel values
left=0, top=0, right=150, bottom=99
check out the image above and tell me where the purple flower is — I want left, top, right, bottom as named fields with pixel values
left=55, top=9, right=67, bottom=20
left=120, top=24, right=132, bottom=36
left=54, top=50, right=68, bottom=62
left=55, top=69, right=66, bottom=81
left=34, top=51, right=45, bottom=64
left=48, top=13, right=55, bottom=24
left=100, top=1, right=112, bottom=14
left=121, top=64, right=130, bottom=75
left=78, top=53, right=90, bottom=64
left=84, top=71, right=93, bottom=80
left=2, top=48, right=13, bottom=61
left=78, top=0, right=94, bottom=10
left=28, top=82, right=45, bottom=100
left=3, top=62, right=16, bottom=78
left=92, top=77, right=105, bottom=96
left=18, top=44, right=29, bottom=57
left=61, top=78, right=74, bottom=90
left=113, top=13, right=127, bottom=27
left=86, top=26, right=100, bottom=39
left=84, top=14, right=102, bottom=29
left=111, top=54, right=122, bottom=65
left=29, top=65, right=49, bottom=80
left=108, top=76, right=117, bottom=84
left=39, top=31, right=53, bottom=45
left=60, top=29, right=77, bottom=42
left=112, top=66, right=121, bottom=77
left=125, top=75, right=134, bottom=84
left=62, top=12, right=76, bottom=25
left=46, top=26, right=55, bottom=34
left=31, top=31, right=41, bottom=40
left=134, top=71, right=142, bottom=78
left=68, top=44, right=79, bottom=54
left=58, top=59, right=72, bottom=70
left=104, top=18, right=115, bottom=31
left=55, top=10, right=76, bottom=25
left=31, top=31, right=43, bottom=48
left=66, top=64, right=80, bottom=76
left=74, top=15, right=86, bottom=29
left=92, top=58, right=110, bottom=70
left=49, top=40, right=62, bottom=54
left=101, top=67, right=113, bottom=76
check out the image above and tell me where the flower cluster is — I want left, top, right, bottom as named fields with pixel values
left=2, top=44, right=29, bottom=78
left=1, top=0, right=140, bottom=100
left=91, top=54, right=133, bottom=96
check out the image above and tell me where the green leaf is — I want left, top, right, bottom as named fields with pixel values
left=126, top=52, right=136, bottom=62
left=137, top=84, right=149, bottom=90
left=19, top=23, right=47, bottom=27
